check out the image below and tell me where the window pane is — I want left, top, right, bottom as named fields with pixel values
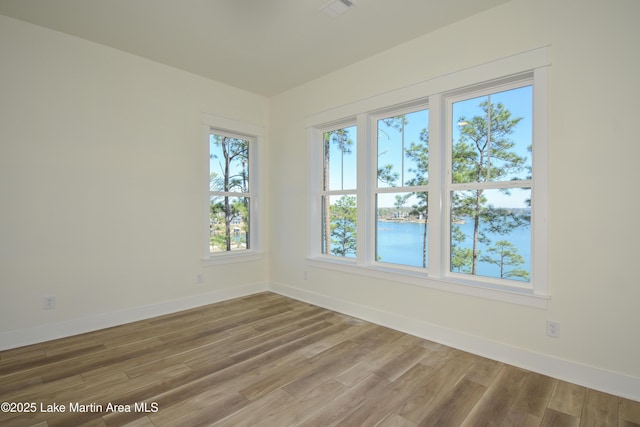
left=321, top=194, right=357, bottom=258
left=210, top=134, right=250, bottom=193
left=376, top=192, right=428, bottom=268
left=377, top=109, right=429, bottom=188
left=452, top=86, right=532, bottom=184
left=210, top=195, right=250, bottom=252
left=323, top=126, right=357, bottom=191
left=450, top=188, right=531, bottom=281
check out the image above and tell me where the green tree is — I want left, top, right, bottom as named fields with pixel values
left=210, top=197, right=247, bottom=250
left=377, top=116, right=405, bottom=186
left=452, top=100, right=528, bottom=275
left=330, top=196, right=357, bottom=257
left=480, top=240, right=529, bottom=280
left=450, top=226, right=472, bottom=273
left=404, top=127, right=429, bottom=268
left=377, top=163, right=398, bottom=187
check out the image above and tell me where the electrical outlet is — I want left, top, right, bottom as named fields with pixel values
left=196, top=273, right=204, bottom=284
left=546, top=320, right=560, bottom=338
left=44, top=296, right=56, bottom=310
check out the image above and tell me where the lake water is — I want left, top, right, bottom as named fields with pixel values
left=376, top=219, right=531, bottom=281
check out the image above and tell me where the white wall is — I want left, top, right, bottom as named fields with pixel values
left=268, top=0, right=640, bottom=399
left=0, top=15, right=269, bottom=347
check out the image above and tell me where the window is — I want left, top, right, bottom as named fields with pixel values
left=308, top=48, right=549, bottom=304
left=209, top=130, right=252, bottom=253
left=376, top=108, right=429, bottom=269
left=321, top=124, right=357, bottom=258
left=446, top=84, right=533, bottom=284
left=202, top=113, right=264, bottom=263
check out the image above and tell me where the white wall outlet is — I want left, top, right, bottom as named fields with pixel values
left=304, top=271, right=308, bottom=280
left=546, top=320, right=560, bottom=338
left=196, top=273, right=204, bottom=284
left=44, top=296, right=56, bottom=310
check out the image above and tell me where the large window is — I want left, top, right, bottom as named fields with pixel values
left=308, top=49, right=548, bottom=303
left=447, top=84, right=533, bottom=284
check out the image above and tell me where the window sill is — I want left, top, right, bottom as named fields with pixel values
left=306, top=257, right=549, bottom=309
left=203, top=251, right=264, bottom=266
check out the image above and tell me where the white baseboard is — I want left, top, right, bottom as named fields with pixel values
left=0, top=282, right=268, bottom=351
left=268, top=281, right=640, bottom=402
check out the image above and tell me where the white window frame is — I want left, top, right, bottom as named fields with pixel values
left=318, top=120, right=359, bottom=261
left=202, top=113, right=264, bottom=265
left=371, top=102, right=430, bottom=272
left=307, top=47, right=549, bottom=308
left=442, top=77, right=536, bottom=291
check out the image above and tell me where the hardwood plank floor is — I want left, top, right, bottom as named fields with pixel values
left=1, top=292, right=638, bottom=427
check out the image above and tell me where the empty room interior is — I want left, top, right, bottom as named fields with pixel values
left=1, top=0, right=639, bottom=425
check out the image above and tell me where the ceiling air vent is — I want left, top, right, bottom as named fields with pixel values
left=321, top=0, right=356, bottom=17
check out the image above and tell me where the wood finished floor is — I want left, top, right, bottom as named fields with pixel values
left=1, top=293, right=638, bottom=427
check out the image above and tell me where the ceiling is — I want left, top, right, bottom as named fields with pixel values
left=0, top=0, right=509, bottom=97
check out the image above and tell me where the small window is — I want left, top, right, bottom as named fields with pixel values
left=209, top=130, right=253, bottom=253
left=320, top=124, right=357, bottom=258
